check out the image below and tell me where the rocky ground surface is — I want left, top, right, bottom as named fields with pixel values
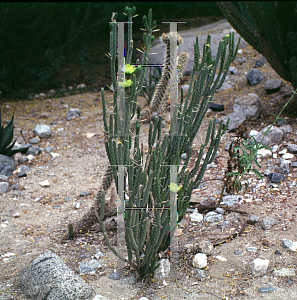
left=1, top=20, right=297, bottom=300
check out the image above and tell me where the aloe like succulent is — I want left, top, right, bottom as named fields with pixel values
left=0, top=107, right=29, bottom=156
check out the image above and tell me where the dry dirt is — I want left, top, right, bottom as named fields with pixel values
left=1, top=26, right=297, bottom=300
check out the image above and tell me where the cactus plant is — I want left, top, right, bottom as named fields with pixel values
left=216, top=1, right=297, bottom=90
left=96, top=6, right=240, bottom=277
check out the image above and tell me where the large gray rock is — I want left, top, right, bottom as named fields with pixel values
left=233, top=93, right=261, bottom=120
left=254, top=125, right=284, bottom=146
left=19, top=250, right=92, bottom=300
left=33, top=124, right=51, bottom=139
left=0, top=154, right=16, bottom=176
left=221, top=111, right=246, bottom=132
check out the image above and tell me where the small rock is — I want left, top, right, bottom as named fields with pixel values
left=215, top=207, right=224, bottom=214
left=287, top=144, right=297, bottom=154
left=279, top=124, right=292, bottom=134
left=291, top=162, right=297, bottom=168
left=44, top=146, right=53, bottom=152
left=48, top=89, right=55, bottom=94
left=264, top=79, right=282, bottom=94
left=0, top=154, right=17, bottom=176
left=267, top=172, right=285, bottom=183
left=193, top=253, right=207, bottom=269
left=256, top=148, right=272, bottom=159
left=181, top=153, right=187, bottom=160
left=154, top=258, right=170, bottom=279
left=246, top=246, right=257, bottom=252
left=258, top=286, right=277, bottom=293
left=197, top=240, right=213, bottom=255
left=204, top=211, right=223, bottom=223
left=249, top=129, right=259, bottom=137
left=220, top=195, right=241, bottom=207
left=26, top=146, right=41, bottom=156
left=27, top=154, right=35, bottom=162
left=234, top=251, right=242, bottom=255
left=13, top=212, right=20, bottom=218
left=216, top=82, right=232, bottom=92
left=0, top=182, right=9, bottom=194
left=190, top=209, right=203, bottom=222
left=109, top=272, right=121, bottom=280
left=251, top=258, right=269, bottom=276
left=229, top=66, right=238, bottom=74
left=262, top=239, right=269, bottom=246
left=246, top=69, right=264, bottom=86
left=17, top=165, right=30, bottom=178
left=39, top=180, right=50, bottom=187
left=255, top=60, right=264, bottom=67
left=66, top=108, right=81, bottom=121
left=221, top=112, right=246, bottom=132
left=237, top=57, right=246, bottom=64
left=79, top=260, right=102, bottom=274
left=29, top=137, right=40, bottom=144
left=80, top=191, right=89, bottom=197
left=0, top=175, right=8, bottom=181
left=33, top=124, right=51, bottom=139
left=254, top=125, right=284, bottom=146
left=73, top=202, right=81, bottom=209
left=181, top=84, right=190, bottom=93
left=282, top=238, right=297, bottom=251
left=273, top=267, right=295, bottom=277
left=209, top=103, right=224, bottom=111
left=94, top=251, right=105, bottom=259
left=64, top=197, right=72, bottom=202
left=77, top=83, right=86, bottom=89
left=50, top=152, right=60, bottom=158
left=194, top=269, right=207, bottom=279
left=275, top=249, right=282, bottom=255
left=261, top=216, right=277, bottom=230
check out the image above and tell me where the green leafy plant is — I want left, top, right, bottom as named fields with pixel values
left=220, top=88, right=297, bottom=197
left=97, top=6, right=239, bottom=277
left=0, top=107, right=29, bottom=157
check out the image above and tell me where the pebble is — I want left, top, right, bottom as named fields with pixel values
left=195, top=269, right=207, bottom=279
left=17, top=165, right=30, bottom=178
left=193, top=253, right=207, bottom=269
left=251, top=258, right=269, bottom=276
left=0, top=182, right=9, bottom=194
left=109, top=272, right=121, bottom=280
left=92, top=295, right=111, bottom=300
left=267, top=172, right=285, bottom=183
left=94, top=251, right=105, bottom=259
left=190, top=209, right=203, bottom=222
left=287, top=144, right=297, bottom=154
left=50, top=152, right=60, bottom=158
left=77, top=83, right=86, bottom=89
left=204, top=212, right=223, bottom=223
left=44, top=146, right=53, bottom=152
left=264, top=79, right=282, bottom=93
left=246, top=246, right=257, bottom=252
left=29, top=137, right=40, bottom=144
left=291, top=162, right=297, bottom=167
left=64, top=197, right=72, bottom=202
left=246, top=69, right=263, bottom=85
left=80, top=191, right=89, bottom=197
left=0, top=175, right=8, bottom=182
left=73, top=202, right=81, bottom=209
left=79, top=259, right=102, bottom=274
left=26, top=146, right=42, bottom=156
left=261, top=216, right=277, bottom=230
left=215, top=207, right=224, bottom=214
left=247, top=214, right=259, bottom=225
left=39, top=180, right=50, bottom=187
left=273, top=267, right=295, bottom=277
left=33, top=124, right=51, bottom=139
left=234, top=251, right=242, bottom=255
left=282, top=238, right=297, bottom=251
left=13, top=212, right=20, bottom=218
left=258, top=287, right=277, bottom=293
left=181, top=153, right=187, bottom=160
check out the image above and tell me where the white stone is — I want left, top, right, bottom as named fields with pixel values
left=39, top=180, right=50, bottom=187
left=278, top=149, right=287, bottom=155
left=13, top=212, right=20, bottom=218
left=271, top=145, right=278, bottom=153
left=215, top=255, right=227, bottom=261
left=283, top=153, right=294, bottom=159
left=50, top=152, right=60, bottom=158
left=249, top=130, right=259, bottom=137
left=256, top=148, right=272, bottom=159
left=190, top=211, right=204, bottom=222
left=27, top=154, right=35, bottom=162
left=77, top=83, right=86, bottom=89
left=2, top=252, right=16, bottom=258
left=193, top=253, right=207, bottom=269
left=154, top=258, right=170, bottom=279
left=251, top=258, right=269, bottom=276
left=273, top=267, right=295, bottom=277
left=73, top=202, right=81, bottom=209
